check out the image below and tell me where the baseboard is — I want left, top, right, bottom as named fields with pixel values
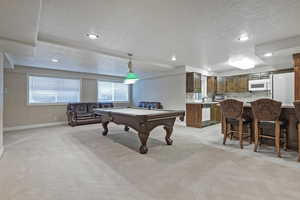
left=0, top=146, right=4, bottom=160
left=4, top=121, right=66, bottom=132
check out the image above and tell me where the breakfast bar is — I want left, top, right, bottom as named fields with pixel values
left=245, top=103, right=298, bottom=150
left=221, top=103, right=299, bottom=151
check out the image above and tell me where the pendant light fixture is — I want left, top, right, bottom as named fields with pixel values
left=124, top=53, right=139, bottom=84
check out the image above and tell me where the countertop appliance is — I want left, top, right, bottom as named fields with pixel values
left=248, top=79, right=270, bottom=91
left=272, top=72, right=294, bottom=104
left=214, top=95, right=225, bottom=102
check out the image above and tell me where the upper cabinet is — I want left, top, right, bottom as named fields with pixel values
left=217, top=77, right=226, bottom=93
left=217, top=75, right=249, bottom=93
left=225, top=76, right=234, bottom=93
left=187, top=73, right=250, bottom=94
left=238, top=75, right=249, bottom=92
left=207, top=76, right=217, bottom=94
left=186, top=72, right=201, bottom=93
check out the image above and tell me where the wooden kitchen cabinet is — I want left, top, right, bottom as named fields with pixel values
left=226, top=77, right=235, bottom=93
left=233, top=75, right=248, bottom=93
left=294, top=53, right=300, bottom=100
left=211, top=104, right=221, bottom=122
left=238, top=75, right=249, bottom=92
left=224, top=75, right=249, bottom=93
left=207, top=76, right=217, bottom=94
left=186, top=104, right=202, bottom=128
left=217, top=77, right=226, bottom=93
left=186, top=72, right=201, bottom=93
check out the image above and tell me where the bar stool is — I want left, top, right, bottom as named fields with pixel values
left=293, top=101, right=300, bottom=162
left=220, top=99, right=251, bottom=149
left=251, top=99, right=287, bottom=157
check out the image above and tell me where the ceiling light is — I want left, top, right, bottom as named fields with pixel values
left=171, top=55, right=177, bottom=61
left=238, top=34, right=249, bottom=42
left=207, top=67, right=212, bottom=71
left=124, top=53, right=139, bottom=85
left=264, top=52, right=273, bottom=57
left=51, top=58, right=59, bottom=63
left=86, top=33, right=100, bottom=40
left=228, top=57, right=255, bottom=70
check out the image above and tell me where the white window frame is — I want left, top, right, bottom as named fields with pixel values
left=27, top=74, right=82, bottom=106
left=97, top=80, right=129, bottom=103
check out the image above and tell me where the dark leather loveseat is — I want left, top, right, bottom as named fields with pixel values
left=67, top=102, right=113, bottom=127
left=138, top=102, right=163, bottom=109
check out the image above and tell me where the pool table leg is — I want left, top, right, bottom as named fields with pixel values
left=102, top=121, right=109, bottom=136
left=138, top=131, right=149, bottom=154
left=164, top=126, right=173, bottom=145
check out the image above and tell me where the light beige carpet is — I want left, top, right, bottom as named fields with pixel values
left=0, top=123, right=300, bottom=200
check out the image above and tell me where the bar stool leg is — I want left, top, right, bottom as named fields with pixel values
left=239, top=118, right=243, bottom=149
left=298, top=123, right=300, bottom=162
left=223, top=119, right=228, bottom=145
left=221, top=114, right=224, bottom=134
left=275, top=121, right=281, bottom=158
left=284, top=126, right=289, bottom=151
left=228, top=123, right=233, bottom=140
left=259, top=128, right=263, bottom=147
left=248, top=124, right=252, bottom=144
left=254, top=120, right=259, bottom=152
left=230, top=125, right=234, bottom=140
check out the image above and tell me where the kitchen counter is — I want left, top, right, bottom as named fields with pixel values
left=219, top=102, right=298, bottom=150
left=186, top=102, right=221, bottom=128
left=186, top=102, right=219, bottom=105
left=243, top=103, right=294, bottom=108
left=190, top=102, right=295, bottom=108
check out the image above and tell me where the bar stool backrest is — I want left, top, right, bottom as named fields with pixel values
left=293, top=101, right=300, bottom=121
left=220, top=99, right=243, bottom=119
left=251, top=98, right=282, bottom=121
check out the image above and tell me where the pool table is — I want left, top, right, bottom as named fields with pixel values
left=94, top=108, right=185, bottom=154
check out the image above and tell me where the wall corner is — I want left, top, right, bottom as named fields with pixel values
left=0, top=146, right=3, bottom=160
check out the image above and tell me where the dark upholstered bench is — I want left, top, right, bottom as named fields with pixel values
left=67, top=102, right=113, bottom=127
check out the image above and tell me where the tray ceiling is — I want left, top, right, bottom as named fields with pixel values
left=1, top=0, right=300, bottom=76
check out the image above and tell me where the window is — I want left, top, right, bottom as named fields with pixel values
left=201, top=75, right=207, bottom=98
left=28, top=75, right=81, bottom=104
left=97, top=81, right=129, bottom=102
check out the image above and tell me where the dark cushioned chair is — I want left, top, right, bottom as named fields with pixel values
left=138, top=102, right=163, bottom=109
left=67, top=102, right=113, bottom=127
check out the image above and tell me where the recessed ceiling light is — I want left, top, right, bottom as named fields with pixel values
left=238, top=34, right=249, bottom=42
left=86, top=33, right=100, bottom=40
left=264, top=52, right=273, bottom=57
left=51, top=58, right=59, bottom=63
left=207, top=67, right=212, bottom=71
left=171, top=55, right=177, bottom=61
left=228, top=57, right=255, bottom=70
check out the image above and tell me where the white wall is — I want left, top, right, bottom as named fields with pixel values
left=0, top=53, right=4, bottom=158
left=132, top=69, right=186, bottom=110
left=4, top=65, right=130, bottom=130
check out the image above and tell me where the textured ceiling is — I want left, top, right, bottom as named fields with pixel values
left=0, top=0, right=40, bottom=45
left=1, top=0, right=300, bottom=76
left=11, top=42, right=170, bottom=77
